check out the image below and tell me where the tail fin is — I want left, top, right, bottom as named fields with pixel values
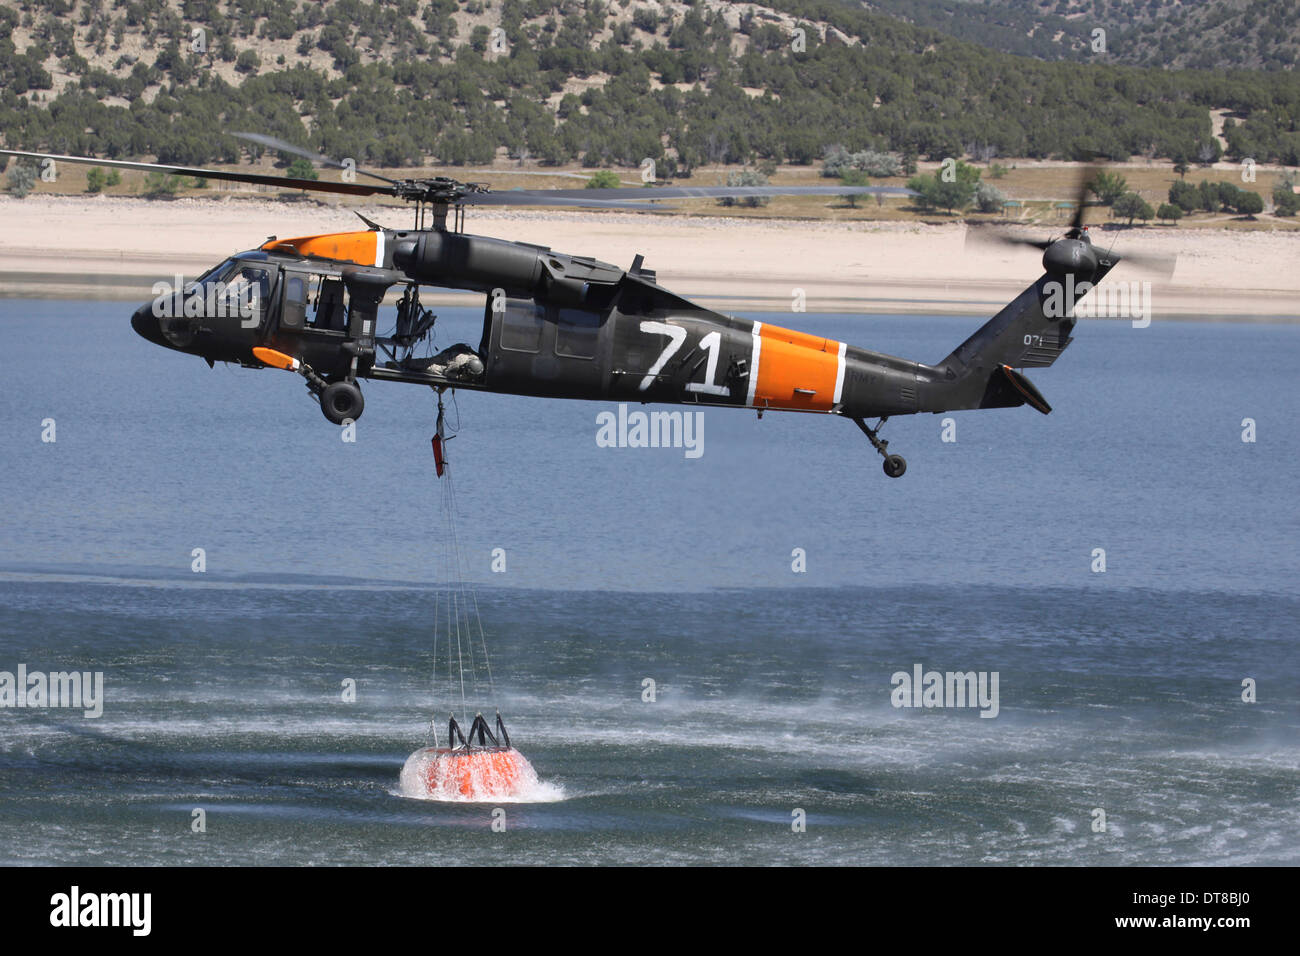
left=920, top=266, right=1111, bottom=415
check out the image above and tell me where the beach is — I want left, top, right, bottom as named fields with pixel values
left=1, top=194, right=1296, bottom=318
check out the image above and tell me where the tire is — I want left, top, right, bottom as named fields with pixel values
left=882, top=454, right=907, bottom=479
left=320, top=380, right=364, bottom=425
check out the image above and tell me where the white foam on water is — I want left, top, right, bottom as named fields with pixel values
left=397, top=747, right=566, bottom=804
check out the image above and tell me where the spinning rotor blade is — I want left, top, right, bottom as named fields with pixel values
left=0, top=148, right=391, bottom=198
left=460, top=192, right=667, bottom=211
left=234, top=131, right=611, bottom=183
left=231, top=131, right=399, bottom=185
left=528, top=184, right=917, bottom=202
left=964, top=227, right=1053, bottom=253
left=458, top=168, right=609, bottom=182
left=0, top=147, right=913, bottom=211
left=965, top=162, right=1106, bottom=255
left=1072, top=163, right=1106, bottom=231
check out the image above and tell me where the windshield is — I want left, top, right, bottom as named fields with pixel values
left=185, top=258, right=239, bottom=292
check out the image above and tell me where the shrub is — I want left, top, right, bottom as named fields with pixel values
left=974, top=181, right=1006, bottom=213
left=6, top=161, right=37, bottom=198
left=1156, top=202, right=1183, bottom=223
left=719, top=168, right=769, bottom=208
left=1273, top=182, right=1300, bottom=216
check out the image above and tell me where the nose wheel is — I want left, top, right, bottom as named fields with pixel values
left=320, top=379, right=364, bottom=425
left=853, top=417, right=907, bottom=478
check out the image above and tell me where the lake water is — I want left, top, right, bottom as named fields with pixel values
left=0, top=301, right=1296, bottom=864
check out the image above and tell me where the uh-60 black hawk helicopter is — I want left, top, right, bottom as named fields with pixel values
left=2, top=137, right=1153, bottom=478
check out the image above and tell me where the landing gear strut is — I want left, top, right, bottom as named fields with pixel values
left=853, top=416, right=907, bottom=478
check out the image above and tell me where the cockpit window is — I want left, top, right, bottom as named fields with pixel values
left=217, top=265, right=271, bottom=322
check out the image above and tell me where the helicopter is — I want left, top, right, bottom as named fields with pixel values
left=0, top=139, right=1145, bottom=478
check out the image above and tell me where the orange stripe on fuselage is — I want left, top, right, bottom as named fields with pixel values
left=261, top=231, right=378, bottom=265
left=752, top=322, right=841, bottom=411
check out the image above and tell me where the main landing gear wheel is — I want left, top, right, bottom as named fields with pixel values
left=852, top=416, right=907, bottom=479
left=320, top=380, right=364, bottom=425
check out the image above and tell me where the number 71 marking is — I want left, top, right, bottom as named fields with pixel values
left=638, top=322, right=730, bottom=396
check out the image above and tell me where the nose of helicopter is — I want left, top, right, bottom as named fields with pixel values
left=130, top=301, right=166, bottom=347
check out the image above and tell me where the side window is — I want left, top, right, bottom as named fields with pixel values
left=500, top=300, right=544, bottom=353
left=555, top=308, right=600, bottom=359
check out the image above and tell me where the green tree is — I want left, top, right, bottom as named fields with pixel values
left=1087, top=170, right=1129, bottom=205
left=285, top=158, right=319, bottom=181
left=1197, top=179, right=1223, bottom=212
left=1156, top=202, right=1183, bottom=224
left=1113, top=192, right=1154, bottom=224
left=585, top=169, right=620, bottom=189
left=143, top=171, right=180, bottom=198
left=908, top=161, right=980, bottom=214
left=86, top=167, right=106, bottom=193
left=840, top=168, right=869, bottom=208
left=1169, top=179, right=1198, bottom=213
left=1273, top=180, right=1300, bottom=217
left=1233, top=190, right=1264, bottom=217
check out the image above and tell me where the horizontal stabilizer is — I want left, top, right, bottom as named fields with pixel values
left=1000, top=365, right=1052, bottom=415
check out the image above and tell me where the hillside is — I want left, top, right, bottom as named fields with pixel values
left=865, top=0, right=1300, bottom=71
left=1, top=0, right=1298, bottom=174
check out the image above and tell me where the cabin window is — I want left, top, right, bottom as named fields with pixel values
left=555, top=307, right=600, bottom=359
left=500, top=300, right=544, bottom=353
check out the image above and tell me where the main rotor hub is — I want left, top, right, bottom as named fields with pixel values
left=392, top=178, right=489, bottom=205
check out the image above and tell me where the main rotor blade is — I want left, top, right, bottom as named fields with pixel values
left=459, top=168, right=610, bottom=182
left=231, top=131, right=399, bottom=185
left=0, top=149, right=394, bottom=198
left=1073, top=161, right=1109, bottom=230
left=461, top=192, right=668, bottom=211
left=459, top=183, right=915, bottom=210
left=515, top=184, right=917, bottom=202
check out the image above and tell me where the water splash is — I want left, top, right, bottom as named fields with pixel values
left=399, top=747, right=565, bottom=803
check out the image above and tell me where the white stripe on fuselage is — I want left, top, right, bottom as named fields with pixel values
left=746, top=320, right=763, bottom=406
left=833, top=340, right=847, bottom=405
left=374, top=230, right=386, bottom=267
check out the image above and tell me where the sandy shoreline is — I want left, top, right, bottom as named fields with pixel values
left=1, top=195, right=1296, bottom=319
